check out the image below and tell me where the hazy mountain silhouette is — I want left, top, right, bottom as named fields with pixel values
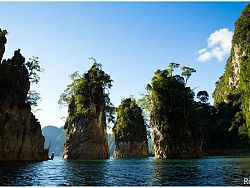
left=42, top=125, right=65, bottom=156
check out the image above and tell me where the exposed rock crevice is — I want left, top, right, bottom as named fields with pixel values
left=229, top=44, right=241, bottom=88
left=63, top=101, right=109, bottom=159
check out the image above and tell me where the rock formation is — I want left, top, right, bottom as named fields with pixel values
left=213, top=4, right=250, bottom=135
left=62, top=62, right=112, bottom=159
left=150, top=70, right=202, bottom=159
left=112, top=98, right=148, bottom=158
left=0, top=30, right=48, bottom=161
left=0, top=29, right=7, bottom=62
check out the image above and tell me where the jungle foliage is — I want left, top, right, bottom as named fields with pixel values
left=59, top=59, right=115, bottom=127
left=25, top=56, right=43, bottom=108
left=0, top=29, right=7, bottom=37
left=139, top=63, right=203, bottom=152
left=138, top=60, right=250, bottom=152
left=213, top=4, right=250, bottom=138
left=112, top=97, right=147, bottom=142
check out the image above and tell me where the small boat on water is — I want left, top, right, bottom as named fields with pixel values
left=49, top=152, right=54, bottom=160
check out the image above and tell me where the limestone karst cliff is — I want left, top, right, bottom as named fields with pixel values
left=0, top=30, right=48, bottom=161
left=112, top=98, right=148, bottom=158
left=213, top=4, right=250, bottom=136
left=62, top=62, right=113, bottom=159
left=149, top=69, right=202, bottom=159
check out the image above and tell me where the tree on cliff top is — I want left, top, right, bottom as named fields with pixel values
left=0, top=29, right=7, bottom=37
left=113, top=97, right=147, bottom=143
left=138, top=63, right=196, bottom=116
left=167, top=62, right=180, bottom=77
left=197, top=90, right=209, bottom=104
left=25, top=56, right=44, bottom=109
left=58, top=58, right=115, bottom=126
left=181, top=66, right=196, bottom=85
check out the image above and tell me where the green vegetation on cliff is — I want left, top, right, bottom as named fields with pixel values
left=112, top=97, right=147, bottom=143
left=0, top=29, right=7, bottom=37
left=213, top=4, right=250, bottom=138
left=25, top=56, right=43, bottom=108
left=60, top=59, right=113, bottom=159
left=196, top=96, right=249, bottom=150
left=59, top=59, right=114, bottom=128
left=140, top=63, right=202, bottom=158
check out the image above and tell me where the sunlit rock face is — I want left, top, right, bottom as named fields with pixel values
left=0, top=33, right=48, bottom=161
left=151, top=126, right=202, bottom=159
left=63, top=89, right=109, bottom=160
left=113, top=141, right=148, bottom=158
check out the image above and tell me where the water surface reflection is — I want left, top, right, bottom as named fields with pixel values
left=0, top=156, right=250, bottom=185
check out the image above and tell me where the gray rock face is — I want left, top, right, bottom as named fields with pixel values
left=63, top=100, right=109, bottom=160
left=113, top=141, right=148, bottom=158
left=151, top=121, right=202, bottom=159
left=0, top=34, right=48, bottom=161
left=0, top=30, right=7, bottom=62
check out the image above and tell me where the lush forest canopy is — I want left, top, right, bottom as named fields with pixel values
left=59, top=59, right=115, bottom=128
left=112, top=97, right=147, bottom=143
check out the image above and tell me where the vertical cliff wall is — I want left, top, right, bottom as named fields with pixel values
left=62, top=63, right=111, bottom=159
left=63, top=98, right=109, bottom=159
left=0, top=31, right=48, bottom=161
left=213, top=4, right=250, bottom=135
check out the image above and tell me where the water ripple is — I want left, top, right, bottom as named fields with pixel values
left=0, top=156, right=250, bottom=185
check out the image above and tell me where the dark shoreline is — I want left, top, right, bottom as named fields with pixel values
left=204, top=149, right=250, bottom=156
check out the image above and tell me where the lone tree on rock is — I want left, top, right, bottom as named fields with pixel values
left=197, top=90, right=209, bottom=104
left=181, top=66, right=196, bottom=85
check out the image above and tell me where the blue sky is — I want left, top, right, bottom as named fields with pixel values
left=0, top=2, right=247, bottom=129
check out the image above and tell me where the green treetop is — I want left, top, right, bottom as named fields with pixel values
left=25, top=56, right=44, bottom=109
left=0, top=29, right=7, bottom=37
left=59, top=59, right=115, bottom=126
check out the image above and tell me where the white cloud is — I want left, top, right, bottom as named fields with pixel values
left=198, top=48, right=207, bottom=54
left=197, top=28, right=233, bottom=62
left=197, top=50, right=211, bottom=62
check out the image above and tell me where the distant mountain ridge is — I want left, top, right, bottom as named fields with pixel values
left=42, top=125, right=65, bottom=156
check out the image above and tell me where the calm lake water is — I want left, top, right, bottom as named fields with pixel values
left=0, top=156, right=250, bottom=186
